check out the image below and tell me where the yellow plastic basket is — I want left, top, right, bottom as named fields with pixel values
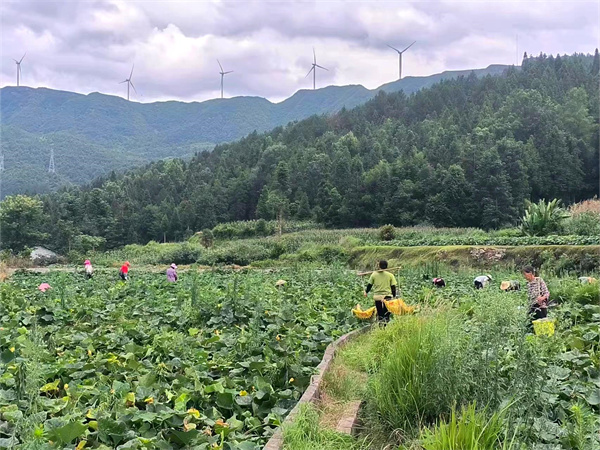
left=384, top=299, right=416, bottom=315
left=533, top=318, right=556, bottom=337
left=352, top=304, right=376, bottom=319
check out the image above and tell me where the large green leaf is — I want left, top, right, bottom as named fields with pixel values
left=46, top=421, right=87, bottom=444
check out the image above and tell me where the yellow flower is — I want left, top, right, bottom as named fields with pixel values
left=144, top=397, right=154, bottom=404
left=239, top=390, right=248, bottom=396
left=215, top=419, right=229, bottom=428
left=203, top=427, right=213, bottom=436
left=75, top=440, right=87, bottom=450
left=289, top=378, right=295, bottom=383
left=187, top=408, right=200, bottom=418
left=276, top=334, right=281, bottom=341
left=87, top=349, right=92, bottom=357
left=9, top=347, right=15, bottom=353
left=64, top=384, right=69, bottom=390
left=214, top=329, right=220, bottom=335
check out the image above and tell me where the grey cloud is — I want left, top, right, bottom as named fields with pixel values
left=1, top=0, right=597, bottom=103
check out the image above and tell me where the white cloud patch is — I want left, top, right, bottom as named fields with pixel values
left=1, top=0, right=597, bottom=103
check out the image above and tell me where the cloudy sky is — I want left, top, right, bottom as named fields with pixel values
left=1, top=1, right=598, bottom=103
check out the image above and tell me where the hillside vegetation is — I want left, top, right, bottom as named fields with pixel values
left=0, top=65, right=506, bottom=196
left=18, top=52, right=597, bottom=253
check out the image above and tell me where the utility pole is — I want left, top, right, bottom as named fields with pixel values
left=48, top=148, right=56, bottom=174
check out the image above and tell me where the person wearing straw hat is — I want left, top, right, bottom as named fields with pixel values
left=500, top=280, right=520, bottom=291
left=363, top=260, right=398, bottom=323
left=84, top=259, right=94, bottom=279
left=166, top=263, right=178, bottom=282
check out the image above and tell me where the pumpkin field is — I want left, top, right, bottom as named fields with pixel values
left=0, top=265, right=598, bottom=449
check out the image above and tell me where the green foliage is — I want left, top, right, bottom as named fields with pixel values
left=18, top=52, right=598, bottom=251
left=0, top=195, right=48, bottom=252
left=1, top=267, right=365, bottom=448
left=1, top=66, right=505, bottom=197
left=419, top=403, right=509, bottom=450
left=379, top=225, right=396, bottom=241
left=283, top=404, right=369, bottom=450
left=564, top=211, right=600, bottom=236
left=520, top=199, right=570, bottom=236
left=201, top=229, right=214, bottom=248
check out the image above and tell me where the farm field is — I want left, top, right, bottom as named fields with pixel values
left=0, top=265, right=598, bottom=449
left=283, top=271, right=600, bottom=450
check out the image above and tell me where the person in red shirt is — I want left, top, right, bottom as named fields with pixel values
left=119, top=261, right=130, bottom=281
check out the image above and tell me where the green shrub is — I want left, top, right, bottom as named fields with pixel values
left=564, top=212, right=600, bottom=236
left=200, top=229, right=214, bottom=248
left=379, top=224, right=396, bottom=241
left=419, top=403, right=509, bottom=450
left=520, top=199, right=569, bottom=236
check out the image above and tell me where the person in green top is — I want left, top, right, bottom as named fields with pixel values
left=363, top=260, right=398, bottom=323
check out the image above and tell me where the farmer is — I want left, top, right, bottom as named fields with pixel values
left=166, top=263, right=178, bottom=282
left=84, top=259, right=94, bottom=279
left=500, top=280, right=520, bottom=291
left=363, top=260, right=398, bottom=323
left=474, top=274, right=492, bottom=289
left=523, top=266, right=550, bottom=325
left=119, top=261, right=130, bottom=281
left=433, top=277, right=446, bottom=288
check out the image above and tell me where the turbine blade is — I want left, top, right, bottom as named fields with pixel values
left=130, top=64, right=134, bottom=79
left=387, top=44, right=400, bottom=53
left=119, top=80, right=128, bottom=83
left=19, top=53, right=26, bottom=63
left=316, top=64, right=328, bottom=71
left=224, top=71, right=233, bottom=74
left=129, top=81, right=137, bottom=93
left=401, top=41, right=416, bottom=53
left=305, top=66, right=314, bottom=77
left=217, top=59, right=224, bottom=72
left=313, top=47, right=316, bottom=64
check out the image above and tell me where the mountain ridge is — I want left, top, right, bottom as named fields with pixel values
left=0, top=64, right=509, bottom=196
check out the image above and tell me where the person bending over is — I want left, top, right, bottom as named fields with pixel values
left=523, top=266, right=549, bottom=326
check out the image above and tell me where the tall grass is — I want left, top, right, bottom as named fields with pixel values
left=418, top=402, right=512, bottom=450
left=369, top=312, right=467, bottom=434
left=282, top=404, right=370, bottom=450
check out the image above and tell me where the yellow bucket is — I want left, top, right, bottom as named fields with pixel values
left=352, top=304, right=376, bottom=319
left=533, top=318, right=556, bottom=337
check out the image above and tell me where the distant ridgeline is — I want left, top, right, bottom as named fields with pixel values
left=0, top=65, right=507, bottom=196
left=14, top=52, right=600, bottom=251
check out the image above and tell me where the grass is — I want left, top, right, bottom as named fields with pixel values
left=282, top=403, right=370, bottom=450
left=416, top=402, right=513, bottom=450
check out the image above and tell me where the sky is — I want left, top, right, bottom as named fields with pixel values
left=1, top=1, right=598, bottom=104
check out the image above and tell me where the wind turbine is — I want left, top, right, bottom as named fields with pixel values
left=217, top=60, right=233, bottom=99
left=14, top=53, right=26, bottom=86
left=119, top=65, right=136, bottom=101
left=305, top=48, right=328, bottom=90
left=387, top=41, right=416, bottom=80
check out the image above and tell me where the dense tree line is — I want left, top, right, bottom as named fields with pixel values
left=3, top=52, right=598, bottom=253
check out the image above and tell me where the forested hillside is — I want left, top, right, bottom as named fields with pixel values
left=18, top=52, right=600, bottom=251
left=0, top=65, right=506, bottom=196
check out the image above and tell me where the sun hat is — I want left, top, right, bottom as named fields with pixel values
left=171, top=263, right=177, bottom=269
left=84, top=260, right=91, bottom=265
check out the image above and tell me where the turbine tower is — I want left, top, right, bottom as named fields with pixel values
left=0, top=153, right=4, bottom=172
left=217, top=60, right=233, bottom=99
left=305, top=48, right=328, bottom=90
left=119, top=65, right=136, bottom=101
left=48, top=148, right=56, bottom=174
left=387, top=41, right=416, bottom=80
left=14, top=53, right=26, bottom=86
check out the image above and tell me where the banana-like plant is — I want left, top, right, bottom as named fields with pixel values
left=519, top=198, right=569, bottom=236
